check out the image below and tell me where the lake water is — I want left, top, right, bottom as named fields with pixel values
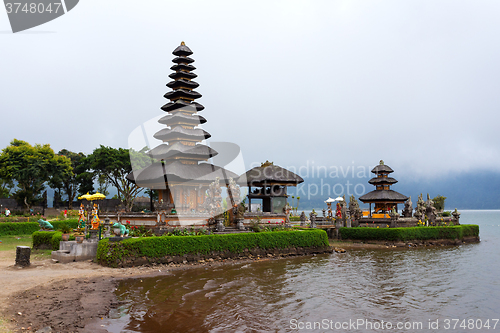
left=102, top=210, right=500, bottom=332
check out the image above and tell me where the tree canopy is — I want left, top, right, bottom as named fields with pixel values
left=87, top=145, right=150, bottom=211
left=0, top=139, right=72, bottom=209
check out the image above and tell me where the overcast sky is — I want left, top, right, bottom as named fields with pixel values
left=2, top=0, right=500, bottom=181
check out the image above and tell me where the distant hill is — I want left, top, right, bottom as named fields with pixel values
left=286, top=170, right=500, bottom=211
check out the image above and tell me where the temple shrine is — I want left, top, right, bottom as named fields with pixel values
left=128, top=42, right=237, bottom=213
left=359, top=160, right=408, bottom=217
left=239, top=161, right=304, bottom=214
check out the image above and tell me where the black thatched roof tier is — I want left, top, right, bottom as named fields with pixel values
left=371, top=163, right=394, bottom=174
left=167, top=79, right=199, bottom=90
left=169, top=71, right=197, bottom=80
left=170, top=63, right=196, bottom=72
left=172, top=43, right=193, bottom=57
left=238, top=165, right=304, bottom=187
left=359, top=190, right=408, bottom=203
left=154, top=127, right=211, bottom=141
left=127, top=161, right=238, bottom=185
left=164, top=89, right=202, bottom=101
left=147, top=142, right=217, bottom=160
left=161, top=100, right=204, bottom=112
left=368, top=177, right=398, bottom=185
left=172, top=56, right=194, bottom=64
left=158, top=113, right=206, bottom=126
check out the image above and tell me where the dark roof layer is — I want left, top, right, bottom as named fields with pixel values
left=170, top=63, right=196, bottom=72
left=238, top=165, right=304, bottom=186
left=127, top=161, right=238, bottom=185
left=371, top=164, right=394, bottom=174
left=172, top=56, right=194, bottom=64
left=147, top=143, right=217, bottom=160
left=167, top=79, right=199, bottom=90
left=368, top=177, right=398, bottom=185
left=169, top=71, right=197, bottom=80
left=172, top=43, right=193, bottom=57
left=158, top=113, right=206, bottom=126
left=164, top=89, right=202, bottom=101
left=153, top=127, right=211, bottom=141
left=161, top=100, right=204, bottom=112
left=359, top=189, right=408, bottom=203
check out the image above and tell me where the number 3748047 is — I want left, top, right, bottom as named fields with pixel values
left=443, top=319, right=499, bottom=330
left=5, top=2, right=62, bottom=14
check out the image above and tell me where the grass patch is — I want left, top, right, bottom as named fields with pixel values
left=0, top=235, right=32, bottom=251
left=0, top=235, right=53, bottom=260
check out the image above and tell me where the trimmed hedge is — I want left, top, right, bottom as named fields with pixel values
left=339, top=225, right=479, bottom=242
left=32, top=230, right=76, bottom=250
left=0, top=220, right=79, bottom=236
left=97, top=229, right=329, bottom=267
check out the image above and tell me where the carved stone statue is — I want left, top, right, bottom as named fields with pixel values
left=300, top=211, right=307, bottom=227
left=309, top=211, right=317, bottom=229
left=425, top=193, right=437, bottom=225
left=206, top=177, right=223, bottom=219
left=402, top=196, right=413, bottom=217
left=414, top=193, right=425, bottom=220
left=348, top=195, right=363, bottom=222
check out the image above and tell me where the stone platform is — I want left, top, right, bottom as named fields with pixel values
left=51, top=241, right=98, bottom=263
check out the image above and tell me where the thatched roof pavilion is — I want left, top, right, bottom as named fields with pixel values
left=238, top=161, right=304, bottom=213
left=359, top=160, right=408, bottom=216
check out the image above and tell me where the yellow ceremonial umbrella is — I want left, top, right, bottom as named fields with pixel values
left=88, top=192, right=106, bottom=201
left=78, top=192, right=93, bottom=200
left=78, top=192, right=106, bottom=201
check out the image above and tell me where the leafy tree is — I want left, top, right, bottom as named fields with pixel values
left=49, top=149, right=94, bottom=209
left=432, top=195, right=447, bottom=212
left=0, top=178, right=14, bottom=198
left=0, top=139, right=71, bottom=210
left=96, top=174, right=110, bottom=197
left=87, top=145, right=150, bottom=212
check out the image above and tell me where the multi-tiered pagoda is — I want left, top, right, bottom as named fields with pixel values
left=128, top=42, right=237, bottom=212
left=359, top=160, right=408, bottom=216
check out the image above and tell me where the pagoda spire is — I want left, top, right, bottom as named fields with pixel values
left=150, top=42, right=217, bottom=164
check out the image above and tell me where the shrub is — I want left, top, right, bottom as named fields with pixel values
left=0, top=220, right=79, bottom=236
left=32, top=231, right=57, bottom=249
left=97, top=229, right=329, bottom=267
left=32, top=230, right=75, bottom=250
left=59, top=223, right=71, bottom=234
left=339, top=225, right=479, bottom=242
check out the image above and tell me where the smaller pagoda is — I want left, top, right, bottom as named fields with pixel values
left=359, top=160, right=408, bottom=217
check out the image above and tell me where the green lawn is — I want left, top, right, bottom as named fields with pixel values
left=0, top=235, right=52, bottom=260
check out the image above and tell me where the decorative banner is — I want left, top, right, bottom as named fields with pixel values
left=3, top=0, right=79, bottom=33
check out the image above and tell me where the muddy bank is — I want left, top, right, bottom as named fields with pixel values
left=3, top=250, right=333, bottom=332
left=336, top=236, right=480, bottom=249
